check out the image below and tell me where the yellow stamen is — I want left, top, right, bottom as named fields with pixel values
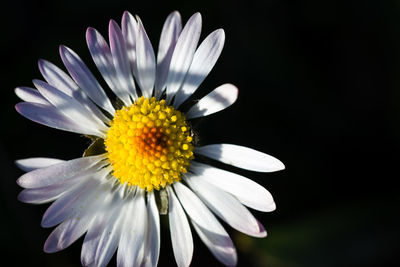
left=105, top=97, right=194, bottom=191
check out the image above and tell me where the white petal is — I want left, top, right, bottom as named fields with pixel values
left=141, top=191, right=160, bottom=267
left=154, top=11, right=182, bottom=97
left=15, top=102, right=100, bottom=137
left=15, top=157, right=64, bottom=172
left=189, top=161, right=276, bottom=212
left=166, top=13, right=202, bottom=103
left=15, top=87, right=48, bottom=105
left=16, top=154, right=105, bottom=188
left=135, top=17, right=156, bottom=98
left=86, top=27, right=125, bottom=106
left=41, top=168, right=109, bottom=228
left=117, top=189, right=147, bottom=267
left=43, top=182, right=111, bottom=253
left=173, top=182, right=236, bottom=266
left=191, top=221, right=237, bottom=267
left=186, top=84, right=238, bottom=119
left=109, top=19, right=137, bottom=103
left=38, top=59, right=110, bottom=123
left=59, top=45, right=115, bottom=115
left=33, top=80, right=107, bottom=136
left=174, top=29, right=225, bottom=107
left=121, top=11, right=138, bottom=79
left=18, top=177, right=81, bottom=204
left=167, top=185, right=193, bottom=267
left=185, top=175, right=266, bottom=237
left=195, top=144, right=285, bottom=172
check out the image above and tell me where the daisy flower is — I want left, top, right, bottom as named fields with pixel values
left=15, top=11, right=284, bottom=267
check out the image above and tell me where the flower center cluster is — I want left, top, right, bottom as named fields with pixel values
left=105, top=97, right=194, bottom=191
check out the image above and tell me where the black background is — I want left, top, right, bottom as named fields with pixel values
left=1, top=0, right=399, bottom=266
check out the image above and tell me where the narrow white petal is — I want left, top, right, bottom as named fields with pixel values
left=15, top=157, right=64, bottom=172
left=185, top=176, right=266, bottom=237
left=135, top=17, right=156, bottom=98
left=15, top=87, right=48, bottom=105
left=15, top=102, right=100, bottom=137
left=195, top=144, right=285, bottom=172
left=38, top=59, right=110, bottom=123
left=189, top=162, right=276, bottom=212
left=186, top=84, right=238, bottom=119
left=41, top=168, right=109, bottom=228
left=121, top=11, right=139, bottom=79
left=173, top=182, right=236, bottom=266
left=191, top=221, right=237, bottom=267
left=154, top=11, right=182, bottom=96
left=117, top=189, right=147, bottom=267
left=33, top=80, right=107, bottom=136
left=109, top=20, right=137, bottom=103
left=16, top=154, right=105, bottom=188
left=59, top=45, right=115, bottom=115
left=174, top=29, right=225, bottom=107
left=86, top=27, right=125, bottom=105
left=166, top=13, right=202, bottom=103
left=167, top=186, right=193, bottom=267
left=141, top=192, right=160, bottom=267
left=43, top=182, right=111, bottom=253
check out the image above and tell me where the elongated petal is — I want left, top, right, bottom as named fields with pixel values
left=16, top=154, right=105, bottom=188
left=109, top=20, right=137, bottom=103
left=33, top=80, right=107, bottom=135
left=154, top=11, right=182, bottom=96
left=174, top=29, right=225, bottom=107
left=59, top=45, right=115, bottom=115
left=86, top=27, right=124, bottom=105
left=15, top=87, right=48, bottom=105
left=38, top=59, right=110, bottom=123
left=41, top=170, right=108, bottom=228
left=167, top=186, right=193, bottom=267
left=166, top=13, right=202, bottom=103
left=173, top=183, right=236, bottom=265
left=141, top=192, right=160, bottom=267
left=186, top=84, right=238, bottom=119
left=195, top=144, right=285, bottom=172
left=121, top=11, right=138, bottom=79
left=15, top=157, right=64, bottom=172
left=185, top=176, right=266, bottom=237
left=135, top=17, right=156, bottom=98
left=189, top=161, right=276, bottom=212
left=117, top=189, right=147, bottom=267
left=15, top=102, right=99, bottom=137
left=191, top=221, right=237, bottom=267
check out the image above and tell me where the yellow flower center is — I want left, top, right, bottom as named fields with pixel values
left=105, top=97, right=194, bottom=191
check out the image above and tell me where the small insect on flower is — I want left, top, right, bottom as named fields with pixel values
left=15, top=10, right=284, bottom=267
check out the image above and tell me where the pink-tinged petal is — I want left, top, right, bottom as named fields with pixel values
left=15, top=102, right=99, bottom=136
left=121, top=11, right=138, bottom=79
left=167, top=185, right=193, bottom=267
left=33, top=80, right=107, bottom=136
left=173, top=182, right=236, bottom=266
left=109, top=19, right=137, bottom=103
left=195, top=144, right=285, bottom=172
left=174, top=29, right=225, bottom=107
left=59, top=45, right=115, bottom=115
left=38, top=59, right=110, bottom=123
left=186, top=84, right=238, bottom=119
left=16, top=154, right=105, bottom=189
left=15, top=87, right=48, bottom=105
left=166, top=13, right=202, bottom=103
left=15, top=157, right=64, bottom=172
left=154, top=11, right=182, bottom=97
left=135, top=16, right=156, bottom=98
left=189, top=162, right=276, bottom=212
left=185, top=175, right=265, bottom=237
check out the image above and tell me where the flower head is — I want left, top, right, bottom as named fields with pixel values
left=15, top=11, right=284, bottom=267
